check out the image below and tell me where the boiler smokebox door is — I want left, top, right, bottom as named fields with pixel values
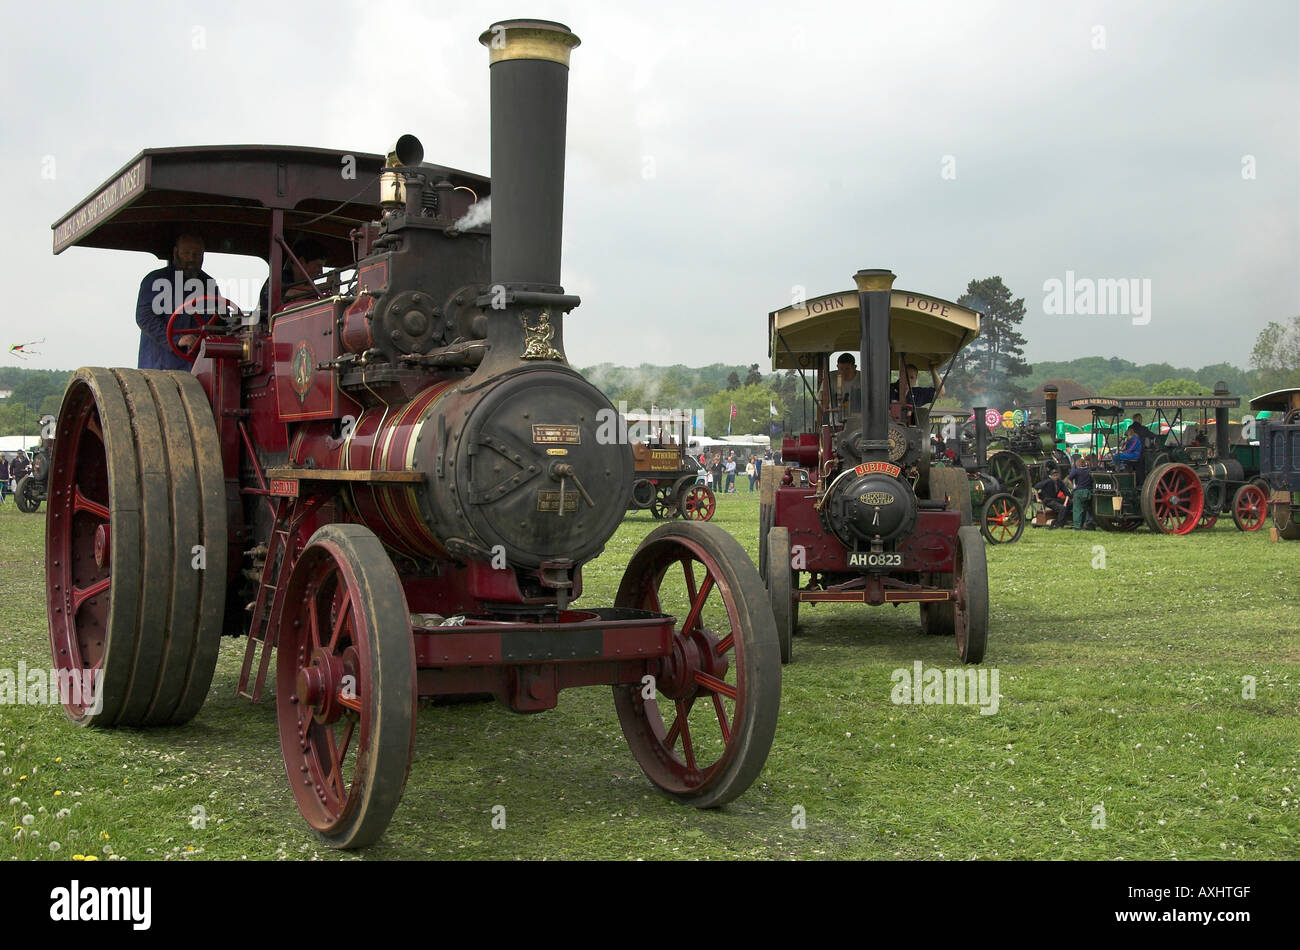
left=457, top=370, right=633, bottom=569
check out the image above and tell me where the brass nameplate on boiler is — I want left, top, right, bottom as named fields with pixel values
left=536, top=490, right=579, bottom=513
left=532, top=424, right=581, bottom=444
left=546, top=448, right=569, bottom=456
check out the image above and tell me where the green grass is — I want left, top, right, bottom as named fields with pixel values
left=1, top=487, right=1296, bottom=861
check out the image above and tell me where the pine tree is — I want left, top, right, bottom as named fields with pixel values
left=950, top=277, right=1032, bottom=408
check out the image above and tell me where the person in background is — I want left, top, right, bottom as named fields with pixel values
left=1033, top=466, right=1071, bottom=529
left=821, top=353, right=863, bottom=423
left=754, top=453, right=763, bottom=487
left=1067, top=456, right=1096, bottom=530
left=712, top=454, right=725, bottom=493
left=745, top=457, right=756, bottom=491
left=1127, top=412, right=1158, bottom=481
left=890, top=361, right=945, bottom=411
left=259, top=238, right=329, bottom=315
left=0, top=454, right=9, bottom=503
left=725, top=453, right=737, bottom=493
left=11, top=450, right=30, bottom=483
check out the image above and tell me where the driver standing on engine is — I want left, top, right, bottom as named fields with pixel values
left=825, top=352, right=861, bottom=425
left=135, top=231, right=222, bottom=370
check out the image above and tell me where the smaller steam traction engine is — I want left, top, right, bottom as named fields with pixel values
left=626, top=410, right=715, bottom=521
left=1250, top=387, right=1300, bottom=540
left=44, top=19, right=779, bottom=848
left=1070, top=393, right=1270, bottom=534
left=14, top=440, right=50, bottom=514
left=759, top=275, right=989, bottom=666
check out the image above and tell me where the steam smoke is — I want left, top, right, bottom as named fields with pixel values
left=454, top=196, right=491, bottom=231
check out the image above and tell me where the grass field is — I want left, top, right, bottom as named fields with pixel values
left=1, top=489, right=1296, bottom=861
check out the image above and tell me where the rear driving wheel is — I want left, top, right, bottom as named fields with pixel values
left=1141, top=462, right=1204, bottom=535
left=767, top=527, right=795, bottom=663
left=953, top=526, right=988, bottom=664
left=45, top=368, right=227, bottom=727
left=928, top=466, right=972, bottom=526
left=987, top=450, right=1031, bottom=506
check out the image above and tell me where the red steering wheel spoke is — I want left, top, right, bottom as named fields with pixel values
left=167, top=294, right=242, bottom=363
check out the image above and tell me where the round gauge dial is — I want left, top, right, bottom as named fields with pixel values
left=887, top=423, right=908, bottom=462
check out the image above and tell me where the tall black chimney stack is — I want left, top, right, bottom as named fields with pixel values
left=473, top=19, right=581, bottom=379
left=852, top=269, right=896, bottom=460
left=1044, top=384, right=1059, bottom=446
left=1214, top=381, right=1231, bottom=458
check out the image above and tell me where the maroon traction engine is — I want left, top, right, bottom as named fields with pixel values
left=45, top=19, right=779, bottom=847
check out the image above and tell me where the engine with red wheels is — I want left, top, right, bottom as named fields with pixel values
left=41, top=19, right=782, bottom=850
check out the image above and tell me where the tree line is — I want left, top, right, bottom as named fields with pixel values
left=3, top=309, right=1295, bottom=437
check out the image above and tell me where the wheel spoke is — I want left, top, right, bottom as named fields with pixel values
left=72, top=486, right=110, bottom=521
left=681, top=558, right=698, bottom=607
left=338, top=689, right=362, bottom=714
left=337, top=716, right=356, bottom=772
left=329, top=596, right=352, bottom=651
left=323, top=727, right=344, bottom=797
left=710, top=691, right=732, bottom=744
left=71, top=576, right=110, bottom=614
left=695, top=669, right=738, bottom=700
left=677, top=702, right=697, bottom=771
left=307, top=593, right=323, bottom=651
left=664, top=695, right=695, bottom=750
left=681, top=572, right=715, bottom=635
left=714, top=632, right=734, bottom=656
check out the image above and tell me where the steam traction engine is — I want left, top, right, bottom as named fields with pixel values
left=626, top=411, right=715, bottom=520
left=759, top=275, right=989, bottom=665
left=44, top=20, right=779, bottom=848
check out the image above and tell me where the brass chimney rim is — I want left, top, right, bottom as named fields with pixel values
left=853, top=269, right=897, bottom=293
left=480, top=19, right=581, bottom=66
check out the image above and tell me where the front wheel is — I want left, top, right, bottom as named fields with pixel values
left=275, top=524, right=417, bottom=849
left=1231, top=484, right=1267, bottom=532
left=680, top=485, right=716, bottom=521
left=613, top=522, right=780, bottom=807
left=14, top=474, right=40, bottom=513
left=980, top=493, right=1024, bottom=544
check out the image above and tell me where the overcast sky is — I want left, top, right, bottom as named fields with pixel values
left=2, top=0, right=1296, bottom=375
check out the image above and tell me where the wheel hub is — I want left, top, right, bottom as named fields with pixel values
left=656, top=627, right=729, bottom=700
left=298, top=649, right=349, bottom=724
left=93, top=524, right=110, bottom=568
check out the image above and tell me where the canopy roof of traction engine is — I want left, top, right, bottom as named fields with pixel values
left=768, top=288, right=981, bottom=371
left=50, top=145, right=491, bottom=268
left=1067, top=395, right=1239, bottom=414
left=1248, top=388, right=1300, bottom=413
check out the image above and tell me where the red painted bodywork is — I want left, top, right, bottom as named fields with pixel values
left=198, top=295, right=664, bottom=715
left=775, top=484, right=957, bottom=574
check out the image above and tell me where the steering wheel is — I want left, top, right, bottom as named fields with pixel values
left=167, top=295, right=242, bottom=363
